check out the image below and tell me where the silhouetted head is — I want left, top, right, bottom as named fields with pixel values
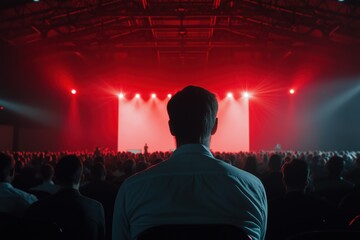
left=123, top=159, right=136, bottom=176
left=55, top=155, right=83, bottom=188
left=282, top=159, right=309, bottom=192
left=40, top=164, right=55, bottom=181
left=167, top=86, right=218, bottom=147
left=356, top=155, right=360, bottom=167
left=268, top=154, right=282, bottom=171
left=244, top=155, right=258, bottom=176
left=0, top=153, right=14, bottom=182
left=327, top=155, right=344, bottom=178
left=91, top=162, right=106, bottom=181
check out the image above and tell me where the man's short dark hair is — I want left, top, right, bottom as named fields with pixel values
left=91, top=162, right=106, bottom=180
left=0, top=152, right=13, bottom=182
left=269, top=154, right=282, bottom=171
left=167, top=86, right=218, bottom=143
left=327, top=155, right=344, bottom=177
left=282, top=159, right=309, bottom=189
left=55, top=155, right=83, bottom=186
left=40, top=164, right=54, bottom=181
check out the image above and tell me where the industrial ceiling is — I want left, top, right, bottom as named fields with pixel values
left=1, top=0, right=359, bottom=65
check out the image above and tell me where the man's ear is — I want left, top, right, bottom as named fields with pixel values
left=211, top=118, right=218, bottom=135
left=168, top=120, right=176, bottom=136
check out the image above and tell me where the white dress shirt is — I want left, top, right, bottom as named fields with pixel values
left=0, top=182, right=38, bottom=216
left=113, top=144, right=267, bottom=240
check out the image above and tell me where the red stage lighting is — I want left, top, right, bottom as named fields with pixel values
left=118, top=93, right=125, bottom=99
left=71, top=89, right=77, bottom=95
left=167, top=94, right=172, bottom=99
left=135, top=93, right=141, bottom=99
left=289, top=89, right=295, bottom=94
left=0, top=106, right=4, bottom=111
left=151, top=93, right=156, bottom=99
left=227, top=92, right=234, bottom=99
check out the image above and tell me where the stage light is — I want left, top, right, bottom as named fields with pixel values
left=0, top=106, right=4, bottom=110
left=118, top=93, right=124, bottom=99
left=135, top=93, right=140, bottom=99
left=289, top=89, right=295, bottom=94
left=338, top=0, right=345, bottom=2
left=242, top=91, right=251, bottom=99
left=151, top=93, right=156, bottom=99
left=167, top=94, right=172, bottom=99
left=71, top=89, right=77, bottom=95
left=227, top=92, right=234, bottom=99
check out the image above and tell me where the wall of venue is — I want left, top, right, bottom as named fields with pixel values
left=1, top=46, right=359, bottom=152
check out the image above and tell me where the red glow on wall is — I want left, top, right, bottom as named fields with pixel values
left=62, top=94, right=82, bottom=149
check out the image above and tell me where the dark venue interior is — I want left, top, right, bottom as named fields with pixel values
left=1, top=0, right=359, bottom=151
left=1, top=1, right=360, bottom=240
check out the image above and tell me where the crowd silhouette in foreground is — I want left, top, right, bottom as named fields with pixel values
left=1, top=85, right=360, bottom=240
left=1, top=149, right=360, bottom=239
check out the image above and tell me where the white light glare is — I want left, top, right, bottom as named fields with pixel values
left=135, top=93, right=141, bottom=99
left=151, top=93, right=156, bottom=99
left=227, top=92, right=234, bottom=98
left=118, top=93, right=124, bottom=99
left=242, top=91, right=251, bottom=99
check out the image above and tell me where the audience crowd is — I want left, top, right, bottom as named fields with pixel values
left=1, top=148, right=360, bottom=240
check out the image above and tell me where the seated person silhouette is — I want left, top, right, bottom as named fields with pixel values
left=313, top=155, right=354, bottom=205
left=261, top=154, right=286, bottom=201
left=29, top=164, right=60, bottom=198
left=344, top=154, right=360, bottom=186
left=81, top=162, right=117, bottom=240
left=267, top=159, right=339, bottom=240
left=0, top=152, right=37, bottom=217
left=27, top=155, right=105, bottom=240
left=112, top=86, right=267, bottom=240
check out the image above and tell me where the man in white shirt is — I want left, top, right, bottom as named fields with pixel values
left=113, top=86, right=268, bottom=240
left=0, top=152, right=37, bottom=217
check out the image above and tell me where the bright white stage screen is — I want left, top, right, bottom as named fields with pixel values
left=118, top=97, right=249, bottom=152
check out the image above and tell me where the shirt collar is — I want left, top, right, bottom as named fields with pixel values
left=171, top=144, right=214, bottom=159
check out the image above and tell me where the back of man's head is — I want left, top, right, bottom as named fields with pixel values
left=40, top=164, right=55, bottom=181
left=282, top=159, right=309, bottom=191
left=167, top=86, right=218, bottom=146
left=91, top=162, right=106, bottom=181
left=123, top=159, right=136, bottom=176
left=327, top=155, right=344, bottom=178
left=268, top=154, right=282, bottom=171
left=0, top=153, right=14, bottom=182
left=55, top=155, right=83, bottom=187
